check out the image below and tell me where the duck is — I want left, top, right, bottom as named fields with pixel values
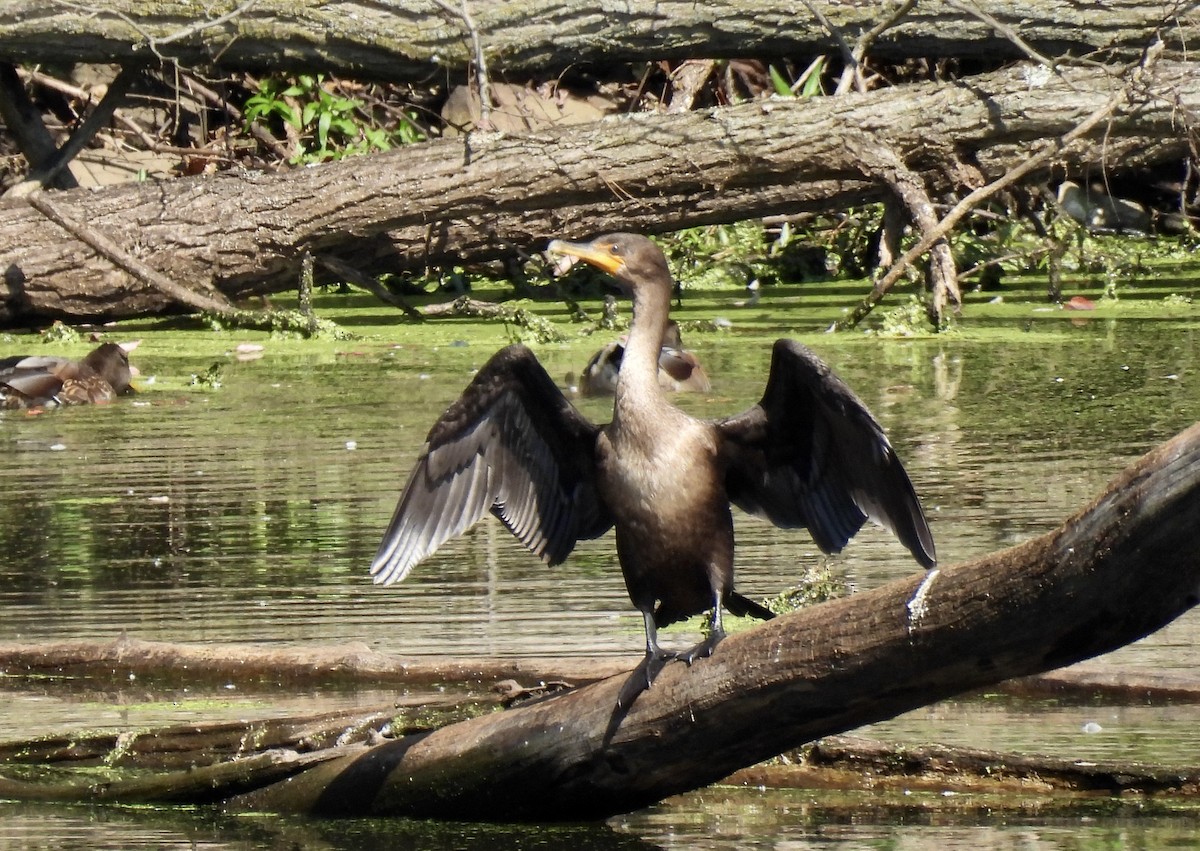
left=371, top=234, right=935, bottom=687
left=579, top=320, right=711, bottom=396
left=0, top=342, right=135, bottom=409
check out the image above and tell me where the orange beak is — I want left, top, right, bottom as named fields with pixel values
left=547, top=238, right=625, bottom=277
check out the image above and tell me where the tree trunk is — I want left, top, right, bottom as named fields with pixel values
left=2, top=59, right=1196, bottom=325
left=4, top=421, right=1198, bottom=819
left=0, top=1, right=1189, bottom=80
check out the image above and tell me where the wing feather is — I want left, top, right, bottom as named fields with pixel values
left=717, top=339, right=936, bottom=568
left=370, top=345, right=612, bottom=586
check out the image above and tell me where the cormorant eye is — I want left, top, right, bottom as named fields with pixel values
left=609, top=244, right=622, bottom=255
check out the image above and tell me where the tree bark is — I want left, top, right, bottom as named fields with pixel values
left=0, top=1, right=1191, bottom=80
left=2, top=59, right=1196, bottom=324
left=3, top=421, right=1193, bottom=819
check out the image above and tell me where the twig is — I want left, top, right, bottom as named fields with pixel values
left=803, top=0, right=916, bottom=95
left=942, top=0, right=1058, bottom=69
left=74, top=0, right=262, bottom=65
left=26, top=192, right=237, bottom=316
left=18, top=67, right=158, bottom=150
left=316, top=255, right=425, bottom=322
left=850, top=137, right=962, bottom=320
left=432, top=0, right=494, bottom=130
left=833, top=0, right=918, bottom=95
left=0, top=64, right=79, bottom=191
left=423, top=295, right=565, bottom=342
left=181, top=72, right=291, bottom=161
left=833, top=40, right=1165, bottom=331
left=298, top=251, right=319, bottom=335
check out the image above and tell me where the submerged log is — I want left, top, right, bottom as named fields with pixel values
left=2, top=59, right=1197, bottom=324
left=729, top=735, right=1200, bottom=797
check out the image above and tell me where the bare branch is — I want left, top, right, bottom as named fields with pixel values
left=8, top=66, right=142, bottom=197
left=26, top=192, right=237, bottom=315
left=833, top=39, right=1166, bottom=331
left=432, top=0, right=494, bottom=130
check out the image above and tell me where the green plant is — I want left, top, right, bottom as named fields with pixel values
left=39, top=320, right=82, bottom=343
left=244, top=75, right=425, bottom=164
left=763, top=562, right=848, bottom=614
left=768, top=56, right=827, bottom=98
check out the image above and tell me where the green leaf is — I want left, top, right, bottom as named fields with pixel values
left=767, top=65, right=794, bottom=98
left=317, top=110, right=332, bottom=149
left=797, top=56, right=827, bottom=98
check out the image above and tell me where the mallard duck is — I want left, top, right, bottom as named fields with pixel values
left=579, top=320, right=711, bottom=396
left=0, top=342, right=135, bottom=409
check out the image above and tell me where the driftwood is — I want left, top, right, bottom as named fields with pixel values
left=2, top=59, right=1197, bottom=324
left=0, top=1, right=1190, bottom=79
left=1, top=421, right=1199, bottom=819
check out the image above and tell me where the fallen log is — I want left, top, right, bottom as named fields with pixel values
left=729, top=734, right=1200, bottom=797
left=0, top=1, right=1189, bottom=80
left=5, top=419, right=1199, bottom=819
left=228, top=421, right=1200, bottom=819
left=2, top=59, right=1196, bottom=325
left=0, top=635, right=631, bottom=689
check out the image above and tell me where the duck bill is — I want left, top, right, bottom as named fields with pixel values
left=547, top=239, right=624, bottom=276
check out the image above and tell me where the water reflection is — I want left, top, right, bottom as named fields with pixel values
left=2, top=317, right=1200, bottom=847
left=2, top=323, right=1199, bottom=656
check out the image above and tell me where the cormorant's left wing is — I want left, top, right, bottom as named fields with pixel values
left=716, top=339, right=935, bottom=568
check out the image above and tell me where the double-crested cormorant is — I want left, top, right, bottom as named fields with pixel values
left=371, top=234, right=935, bottom=677
left=0, top=342, right=135, bottom=409
left=579, top=320, right=711, bottom=396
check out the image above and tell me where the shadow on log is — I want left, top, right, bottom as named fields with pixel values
left=3, top=422, right=1200, bottom=819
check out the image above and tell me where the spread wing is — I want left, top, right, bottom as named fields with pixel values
left=370, top=344, right=613, bottom=586
left=717, top=339, right=935, bottom=567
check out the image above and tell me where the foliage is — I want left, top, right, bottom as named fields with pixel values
left=698, top=563, right=847, bottom=639
left=39, top=320, right=83, bottom=344
left=202, top=308, right=354, bottom=340
left=768, top=56, right=828, bottom=98
left=872, top=296, right=940, bottom=337
left=764, top=562, right=848, bottom=614
left=188, top=362, right=224, bottom=389
left=244, top=75, right=425, bottom=164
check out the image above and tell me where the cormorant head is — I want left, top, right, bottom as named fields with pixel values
left=548, top=233, right=672, bottom=297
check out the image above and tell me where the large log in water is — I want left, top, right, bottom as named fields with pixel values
left=1, top=59, right=1197, bottom=324
left=7, top=420, right=1192, bottom=819
left=217, top=422, right=1200, bottom=819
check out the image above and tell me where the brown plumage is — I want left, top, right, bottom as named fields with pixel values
left=0, top=342, right=134, bottom=409
left=579, top=320, right=711, bottom=396
left=371, top=234, right=935, bottom=683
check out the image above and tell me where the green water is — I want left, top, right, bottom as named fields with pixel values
left=2, top=272, right=1200, bottom=847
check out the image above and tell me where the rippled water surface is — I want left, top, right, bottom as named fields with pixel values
left=2, top=304, right=1200, bottom=848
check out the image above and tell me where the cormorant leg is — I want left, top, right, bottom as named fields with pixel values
left=641, top=610, right=681, bottom=683
left=679, top=593, right=726, bottom=665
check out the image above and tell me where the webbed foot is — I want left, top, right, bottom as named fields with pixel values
left=617, top=648, right=679, bottom=710
left=677, top=630, right=724, bottom=665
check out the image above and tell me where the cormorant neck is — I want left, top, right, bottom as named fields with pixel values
left=616, top=278, right=671, bottom=409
